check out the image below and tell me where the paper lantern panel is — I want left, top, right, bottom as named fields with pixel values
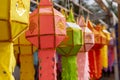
left=94, top=25, right=107, bottom=45
left=87, top=21, right=103, bottom=49
left=57, top=22, right=83, bottom=56
left=0, top=0, right=30, bottom=41
left=78, top=16, right=94, bottom=52
left=26, top=5, right=66, bottom=49
left=14, top=33, right=37, bottom=54
left=79, top=27, right=94, bottom=52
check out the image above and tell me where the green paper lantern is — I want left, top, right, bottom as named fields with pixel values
left=57, top=22, right=83, bottom=56
left=57, top=22, right=83, bottom=80
left=57, top=9, right=83, bottom=80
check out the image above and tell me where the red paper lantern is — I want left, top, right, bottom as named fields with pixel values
left=26, top=0, right=66, bottom=80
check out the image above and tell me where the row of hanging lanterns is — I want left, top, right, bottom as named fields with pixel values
left=0, top=0, right=115, bottom=80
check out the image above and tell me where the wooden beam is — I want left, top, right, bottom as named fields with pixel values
left=113, top=0, right=120, bottom=4
left=70, top=0, right=93, bottom=14
left=95, top=0, right=109, bottom=13
left=53, top=2, right=79, bottom=16
left=30, top=0, right=37, bottom=4
left=30, top=0, right=79, bottom=16
left=117, top=4, right=120, bottom=79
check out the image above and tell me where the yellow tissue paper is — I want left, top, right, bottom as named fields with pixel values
left=14, top=33, right=36, bottom=80
left=0, top=42, right=16, bottom=80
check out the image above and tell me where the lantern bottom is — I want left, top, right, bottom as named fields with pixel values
left=20, top=54, right=35, bottom=80
left=38, top=49, right=57, bottom=80
left=0, top=42, right=16, bottom=80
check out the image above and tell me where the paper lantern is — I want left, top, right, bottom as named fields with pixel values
left=0, top=0, right=30, bottom=41
left=57, top=9, right=83, bottom=80
left=14, top=33, right=37, bottom=80
left=0, top=0, right=30, bottom=80
left=78, top=16, right=94, bottom=52
left=26, top=0, right=66, bottom=80
left=94, top=25, right=108, bottom=79
left=0, top=42, right=16, bottom=80
left=108, top=36, right=115, bottom=71
left=77, top=16, right=94, bottom=80
left=101, top=26, right=111, bottom=68
left=87, top=21, right=104, bottom=79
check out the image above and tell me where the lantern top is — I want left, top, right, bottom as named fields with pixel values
left=95, top=25, right=106, bottom=38
left=54, top=9, right=65, bottom=18
left=101, top=25, right=110, bottom=35
left=67, top=9, right=75, bottom=23
left=39, top=0, right=52, bottom=6
left=77, top=16, right=86, bottom=27
left=66, top=22, right=81, bottom=29
left=87, top=20, right=99, bottom=34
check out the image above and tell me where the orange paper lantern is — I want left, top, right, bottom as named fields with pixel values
left=88, top=21, right=104, bottom=79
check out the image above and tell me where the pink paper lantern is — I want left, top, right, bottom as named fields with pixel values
left=77, top=16, right=94, bottom=80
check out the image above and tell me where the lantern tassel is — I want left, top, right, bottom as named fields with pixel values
left=77, top=52, right=90, bottom=80
left=20, top=54, right=35, bottom=80
left=0, top=42, right=16, bottom=80
left=61, top=56, right=78, bottom=80
left=38, top=49, right=57, bottom=80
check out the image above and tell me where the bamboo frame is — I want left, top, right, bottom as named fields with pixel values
left=8, top=0, right=12, bottom=40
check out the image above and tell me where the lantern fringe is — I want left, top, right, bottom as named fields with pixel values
left=61, top=56, right=78, bottom=80
left=20, top=54, right=35, bottom=80
left=100, top=45, right=108, bottom=68
left=0, top=42, right=16, bottom=80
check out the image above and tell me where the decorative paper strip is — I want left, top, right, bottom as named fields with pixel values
left=108, top=37, right=115, bottom=72
left=14, top=33, right=36, bottom=80
left=77, top=52, right=89, bottom=80
left=62, top=56, right=78, bottom=80
left=0, top=42, right=16, bottom=80
left=20, top=54, right=35, bottom=80
left=38, top=49, right=56, bottom=80
left=95, top=49, right=102, bottom=79
left=84, top=52, right=90, bottom=80
left=102, top=26, right=111, bottom=68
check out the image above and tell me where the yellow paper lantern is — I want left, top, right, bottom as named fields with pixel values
left=0, top=0, right=30, bottom=41
left=0, top=42, right=16, bottom=80
left=0, top=0, right=30, bottom=80
left=14, top=33, right=37, bottom=80
left=101, top=25, right=111, bottom=68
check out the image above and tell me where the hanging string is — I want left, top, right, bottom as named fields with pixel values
left=67, top=0, right=70, bottom=9
left=78, top=0, right=82, bottom=17
left=86, top=12, right=90, bottom=26
left=80, top=2, right=84, bottom=18
left=65, top=0, right=67, bottom=8
left=36, top=0, right=39, bottom=7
